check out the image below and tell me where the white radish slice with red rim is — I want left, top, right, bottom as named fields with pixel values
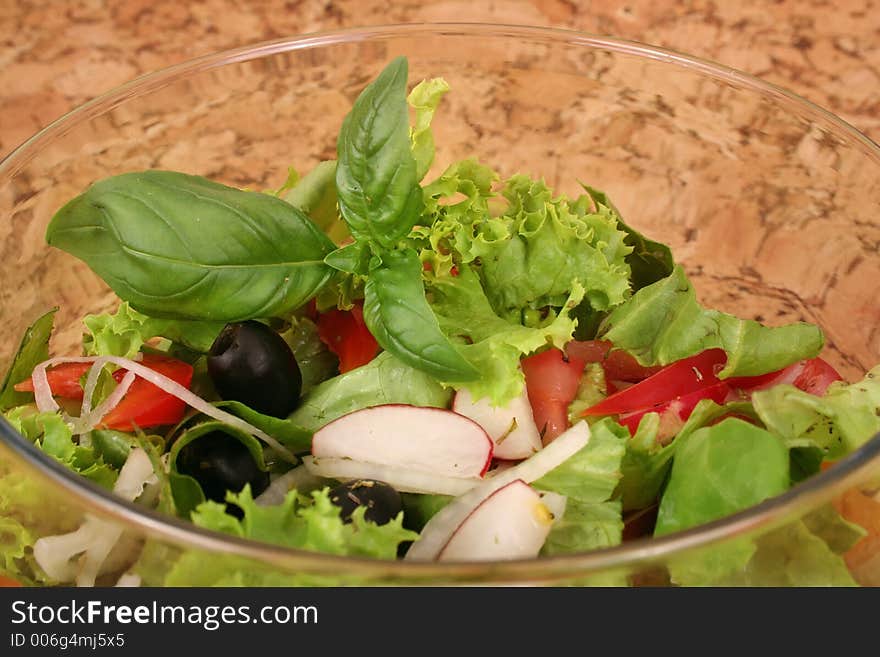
left=404, top=420, right=590, bottom=561
left=311, top=404, right=494, bottom=478
left=302, top=456, right=482, bottom=496
left=438, top=480, right=553, bottom=561
left=453, top=387, right=542, bottom=460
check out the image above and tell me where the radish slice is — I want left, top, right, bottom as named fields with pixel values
left=312, top=404, right=494, bottom=478
left=302, top=456, right=481, bottom=496
left=404, top=421, right=590, bottom=561
left=437, top=480, right=553, bottom=561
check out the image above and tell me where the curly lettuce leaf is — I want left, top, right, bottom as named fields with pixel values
left=533, top=418, right=627, bottom=556
left=579, top=185, right=673, bottom=290
left=5, top=408, right=117, bottom=490
left=599, top=265, right=824, bottom=378
left=429, top=264, right=584, bottom=404
left=84, top=302, right=223, bottom=358
left=191, top=486, right=416, bottom=559
left=474, top=175, right=632, bottom=317
left=408, top=77, right=450, bottom=181
left=752, top=366, right=880, bottom=460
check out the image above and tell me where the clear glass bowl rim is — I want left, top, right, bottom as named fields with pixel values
left=2, top=22, right=880, bottom=583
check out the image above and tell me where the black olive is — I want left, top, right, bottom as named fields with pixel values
left=328, top=479, right=402, bottom=526
left=177, top=431, right=270, bottom=508
left=207, top=320, right=302, bottom=417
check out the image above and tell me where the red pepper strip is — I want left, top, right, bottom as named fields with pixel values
left=566, top=340, right=663, bottom=383
left=727, top=357, right=843, bottom=397
left=317, top=302, right=381, bottom=374
left=582, top=349, right=728, bottom=417
left=98, top=355, right=193, bottom=431
left=522, top=348, right=586, bottom=445
left=617, top=379, right=731, bottom=436
left=14, top=361, right=95, bottom=400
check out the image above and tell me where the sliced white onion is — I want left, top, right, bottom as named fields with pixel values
left=404, top=421, right=591, bottom=561
left=34, top=448, right=156, bottom=587
left=77, top=370, right=136, bottom=434
left=303, top=456, right=482, bottom=496
left=80, top=356, right=111, bottom=420
left=29, top=355, right=296, bottom=463
left=255, top=465, right=326, bottom=506
left=30, top=356, right=100, bottom=414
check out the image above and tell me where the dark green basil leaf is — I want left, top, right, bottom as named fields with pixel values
left=0, top=308, right=56, bottom=411
left=46, top=171, right=336, bottom=322
left=363, top=249, right=478, bottom=382
left=335, top=57, right=423, bottom=249
left=324, top=242, right=369, bottom=275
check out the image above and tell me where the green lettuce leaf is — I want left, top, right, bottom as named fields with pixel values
left=408, top=77, right=449, bottom=181
left=655, top=418, right=789, bottom=537
left=287, top=351, right=452, bottom=434
left=5, top=408, right=117, bottom=490
left=429, top=264, right=584, bottom=404
left=83, top=302, right=223, bottom=358
left=751, top=366, right=880, bottom=459
left=599, top=265, right=824, bottom=378
left=191, top=486, right=416, bottom=559
left=533, top=418, right=627, bottom=555
left=617, top=399, right=756, bottom=511
left=0, top=309, right=56, bottom=412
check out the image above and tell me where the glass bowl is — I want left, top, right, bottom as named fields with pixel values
left=2, top=23, right=879, bottom=586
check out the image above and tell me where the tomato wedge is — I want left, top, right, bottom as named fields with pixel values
left=98, top=354, right=193, bottom=431
left=727, top=357, right=843, bottom=397
left=522, top=348, right=586, bottom=445
left=15, top=361, right=95, bottom=399
left=566, top=340, right=662, bottom=383
left=317, top=302, right=380, bottom=373
left=0, top=575, right=21, bottom=587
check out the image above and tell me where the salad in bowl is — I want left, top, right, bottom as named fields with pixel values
left=1, top=55, right=879, bottom=587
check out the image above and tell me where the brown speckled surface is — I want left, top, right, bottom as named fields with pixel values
left=1, top=0, right=879, bottom=159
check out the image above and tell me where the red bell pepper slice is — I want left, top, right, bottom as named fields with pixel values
left=14, top=361, right=95, bottom=400
left=98, top=354, right=193, bottom=431
left=582, top=349, right=728, bottom=417
left=317, top=302, right=380, bottom=373
left=522, top=348, right=586, bottom=445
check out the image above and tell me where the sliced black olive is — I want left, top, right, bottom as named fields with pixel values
left=328, top=479, right=402, bottom=526
left=207, top=320, right=302, bottom=417
left=177, top=430, right=270, bottom=508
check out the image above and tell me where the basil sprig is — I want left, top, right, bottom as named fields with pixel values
left=329, top=56, right=477, bottom=382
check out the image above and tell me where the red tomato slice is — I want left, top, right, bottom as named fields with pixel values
left=0, top=575, right=21, bottom=587
left=99, top=354, right=193, bottom=431
left=727, top=357, right=843, bottom=396
left=582, top=349, right=728, bottom=417
left=521, top=348, right=586, bottom=445
left=317, top=302, right=380, bottom=374
left=14, top=361, right=95, bottom=399
left=566, top=340, right=662, bottom=382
